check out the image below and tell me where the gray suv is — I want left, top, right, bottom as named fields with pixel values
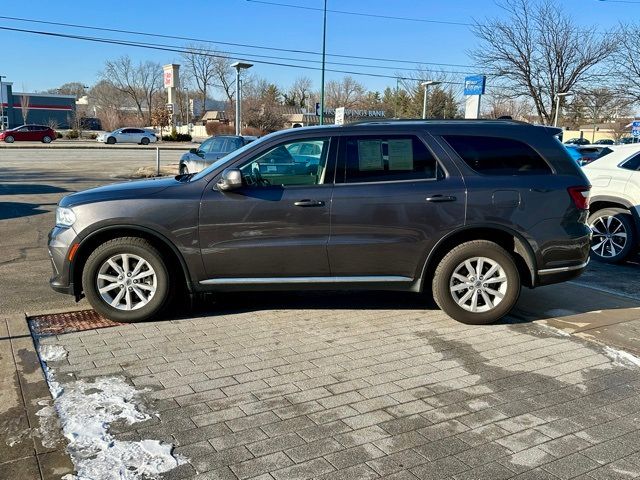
left=49, top=120, right=592, bottom=324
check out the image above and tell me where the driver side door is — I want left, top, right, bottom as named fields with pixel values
left=198, top=136, right=336, bottom=280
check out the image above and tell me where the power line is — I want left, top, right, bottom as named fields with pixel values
left=245, top=0, right=475, bottom=26
left=0, top=14, right=477, bottom=70
left=0, top=25, right=470, bottom=85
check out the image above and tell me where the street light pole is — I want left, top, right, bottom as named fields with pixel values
left=553, top=92, right=570, bottom=127
left=421, top=80, right=441, bottom=119
left=319, top=0, right=327, bottom=126
left=231, top=62, right=253, bottom=136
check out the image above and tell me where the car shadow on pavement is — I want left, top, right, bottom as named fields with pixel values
left=0, top=202, right=56, bottom=220
left=0, top=184, right=69, bottom=195
left=172, top=290, right=439, bottom=321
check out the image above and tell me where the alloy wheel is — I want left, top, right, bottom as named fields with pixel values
left=96, top=253, right=157, bottom=311
left=449, top=256, right=508, bottom=313
left=590, top=215, right=627, bottom=258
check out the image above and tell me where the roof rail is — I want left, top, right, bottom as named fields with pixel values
left=345, top=118, right=531, bottom=126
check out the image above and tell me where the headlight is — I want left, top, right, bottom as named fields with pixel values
left=55, top=207, right=76, bottom=227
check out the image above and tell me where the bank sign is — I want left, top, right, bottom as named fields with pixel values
left=315, top=103, right=385, bottom=118
left=464, top=75, right=486, bottom=96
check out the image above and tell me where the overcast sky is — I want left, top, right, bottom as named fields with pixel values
left=0, top=0, right=628, bottom=97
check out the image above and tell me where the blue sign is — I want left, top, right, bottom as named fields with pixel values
left=464, top=75, right=486, bottom=96
left=633, top=121, right=640, bottom=137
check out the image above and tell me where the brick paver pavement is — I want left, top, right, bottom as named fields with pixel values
left=37, top=300, right=640, bottom=480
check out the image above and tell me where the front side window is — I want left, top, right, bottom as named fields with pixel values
left=443, top=135, right=552, bottom=175
left=238, top=138, right=331, bottom=187
left=339, top=135, right=440, bottom=183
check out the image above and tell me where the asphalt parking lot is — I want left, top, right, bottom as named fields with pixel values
left=2, top=147, right=640, bottom=480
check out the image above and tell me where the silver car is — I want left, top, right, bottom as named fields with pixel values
left=97, top=128, right=158, bottom=145
left=179, top=135, right=257, bottom=174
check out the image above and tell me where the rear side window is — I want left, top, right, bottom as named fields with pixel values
left=339, top=135, right=440, bottom=183
left=621, top=153, right=640, bottom=171
left=443, top=135, right=552, bottom=175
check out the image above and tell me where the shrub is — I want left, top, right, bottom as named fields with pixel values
left=205, top=122, right=235, bottom=136
left=242, top=127, right=262, bottom=137
left=161, top=132, right=192, bottom=142
left=65, top=130, right=79, bottom=139
left=56, top=132, right=63, bottom=139
left=89, top=133, right=98, bottom=140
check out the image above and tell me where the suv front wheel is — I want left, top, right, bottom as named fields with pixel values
left=433, top=240, right=521, bottom=325
left=82, top=237, right=171, bottom=322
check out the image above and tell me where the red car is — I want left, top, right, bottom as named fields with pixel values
left=0, top=124, right=57, bottom=143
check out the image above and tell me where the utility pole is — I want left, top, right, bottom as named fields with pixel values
left=319, top=0, right=327, bottom=125
left=553, top=92, right=571, bottom=127
left=0, top=75, right=6, bottom=130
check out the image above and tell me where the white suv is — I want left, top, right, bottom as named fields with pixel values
left=583, top=145, right=640, bottom=263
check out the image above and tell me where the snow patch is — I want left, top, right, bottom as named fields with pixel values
left=39, top=344, right=68, bottom=362
left=38, top=343, right=182, bottom=480
left=604, top=346, right=640, bottom=368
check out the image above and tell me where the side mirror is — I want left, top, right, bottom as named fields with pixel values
left=189, top=148, right=198, bottom=154
left=217, top=168, right=243, bottom=191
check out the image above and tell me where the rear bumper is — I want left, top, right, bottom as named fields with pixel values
left=536, top=259, right=589, bottom=286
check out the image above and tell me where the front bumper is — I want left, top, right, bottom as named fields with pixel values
left=48, top=226, right=77, bottom=297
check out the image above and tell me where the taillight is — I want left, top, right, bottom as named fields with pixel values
left=568, top=186, right=591, bottom=210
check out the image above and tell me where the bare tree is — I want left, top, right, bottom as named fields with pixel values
left=20, top=94, right=30, bottom=124
left=614, top=24, right=640, bottom=105
left=47, top=82, right=87, bottom=99
left=182, top=44, right=218, bottom=113
left=472, top=0, right=619, bottom=125
left=564, top=88, right=632, bottom=129
left=212, top=55, right=235, bottom=105
left=102, top=56, right=162, bottom=125
left=325, top=76, right=366, bottom=109
left=284, top=76, right=313, bottom=108
left=89, top=80, right=129, bottom=131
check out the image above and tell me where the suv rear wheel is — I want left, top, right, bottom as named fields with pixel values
left=82, top=237, right=171, bottom=322
left=432, top=240, right=521, bottom=325
left=588, top=208, right=635, bottom=263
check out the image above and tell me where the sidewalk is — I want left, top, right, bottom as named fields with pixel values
left=0, top=314, right=73, bottom=480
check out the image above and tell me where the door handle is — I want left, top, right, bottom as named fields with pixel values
left=426, top=195, right=456, bottom=203
left=294, top=199, right=325, bottom=207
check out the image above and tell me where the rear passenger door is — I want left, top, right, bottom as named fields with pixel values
left=327, top=133, right=466, bottom=280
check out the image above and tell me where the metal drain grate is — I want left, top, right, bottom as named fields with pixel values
left=29, top=310, right=124, bottom=336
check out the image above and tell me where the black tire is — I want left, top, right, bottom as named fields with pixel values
left=588, top=208, right=636, bottom=264
left=432, top=240, right=521, bottom=325
left=42, top=135, right=52, bottom=143
left=141, top=137, right=150, bottom=145
left=106, top=136, right=116, bottom=145
left=82, top=237, right=171, bottom=323
left=5, top=135, right=14, bottom=143
left=179, top=163, right=189, bottom=175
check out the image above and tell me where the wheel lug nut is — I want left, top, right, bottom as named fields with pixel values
left=483, top=283, right=488, bottom=288
left=118, top=276, right=122, bottom=280
left=133, top=280, right=138, bottom=284
left=127, top=273, right=131, bottom=277
left=128, top=287, right=133, bottom=291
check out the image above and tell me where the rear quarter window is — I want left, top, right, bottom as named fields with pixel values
left=443, top=135, right=553, bottom=175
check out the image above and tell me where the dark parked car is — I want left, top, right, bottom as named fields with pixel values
left=49, top=120, right=591, bottom=324
left=179, top=135, right=257, bottom=174
left=564, top=137, right=591, bottom=145
left=593, top=138, right=614, bottom=145
left=564, top=145, right=613, bottom=166
left=0, top=124, right=56, bottom=143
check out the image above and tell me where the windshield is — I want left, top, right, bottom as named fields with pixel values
left=191, top=132, right=275, bottom=181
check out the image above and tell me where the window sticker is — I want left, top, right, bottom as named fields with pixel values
left=358, top=140, right=383, bottom=170
left=388, top=139, right=414, bottom=170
